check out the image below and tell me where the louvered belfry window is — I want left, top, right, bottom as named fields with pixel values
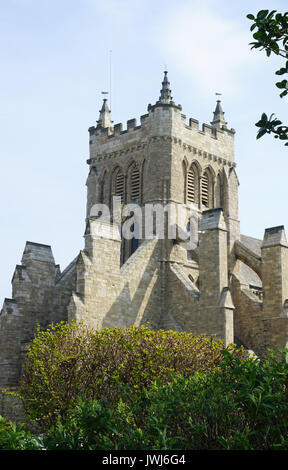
left=201, top=171, right=209, bottom=208
left=115, top=169, right=125, bottom=203
left=187, top=168, right=195, bottom=203
left=130, top=166, right=140, bottom=202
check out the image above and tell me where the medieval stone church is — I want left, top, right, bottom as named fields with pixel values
left=1, top=71, right=288, bottom=390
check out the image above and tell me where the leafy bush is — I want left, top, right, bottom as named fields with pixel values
left=0, top=416, right=41, bottom=450
left=219, top=348, right=288, bottom=450
left=41, top=348, right=288, bottom=450
left=42, top=397, right=134, bottom=450
left=132, top=348, right=288, bottom=450
left=4, top=347, right=288, bottom=450
left=19, top=322, right=229, bottom=428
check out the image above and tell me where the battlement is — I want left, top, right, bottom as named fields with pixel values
left=89, top=106, right=235, bottom=143
left=88, top=106, right=235, bottom=169
left=89, top=112, right=150, bottom=139
left=186, top=117, right=235, bottom=138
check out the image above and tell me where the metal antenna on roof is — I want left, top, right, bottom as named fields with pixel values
left=109, top=50, right=112, bottom=112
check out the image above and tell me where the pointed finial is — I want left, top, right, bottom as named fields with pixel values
left=97, top=94, right=113, bottom=129
left=211, top=93, right=227, bottom=129
left=159, top=70, right=173, bottom=104
left=149, top=70, right=181, bottom=111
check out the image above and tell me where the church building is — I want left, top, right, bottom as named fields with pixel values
left=1, top=71, right=288, bottom=390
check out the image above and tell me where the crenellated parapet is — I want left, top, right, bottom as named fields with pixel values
left=88, top=110, right=235, bottom=159
left=88, top=72, right=235, bottom=169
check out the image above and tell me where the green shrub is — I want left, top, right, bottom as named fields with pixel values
left=42, top=397, right=136, bottom=450
left=36, top=369, right=255, bottom=450
left=41, top=348, right=288, bottom=450
left=6, top=347, right=288, bottom=450
left=218, top=348, right=288, bottom=450
left=132, top=348, right=288, bottom=450
left=0, top=416, right=41, bottom=450
left=19, top=322, right=229, bottom=428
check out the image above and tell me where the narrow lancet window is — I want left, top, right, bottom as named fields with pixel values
left=201, top=169, right=213, bottom=208
left=130, top=165, right=140, bottom=202
left=187, top=163, right=200, bottom=205
left=114, top=168, right=125, bottom=203
left=187, top=168, right=195, bottom=203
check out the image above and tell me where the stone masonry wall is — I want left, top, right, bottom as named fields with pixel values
left=232, top=272, right=265, bottom=356
left=68, top=219, right=162, bottom=330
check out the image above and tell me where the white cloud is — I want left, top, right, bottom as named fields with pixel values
left=153, top=3, right=261, bottom=98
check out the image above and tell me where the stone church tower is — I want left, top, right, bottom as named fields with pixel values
left=1, top=71, right=288, bottom=390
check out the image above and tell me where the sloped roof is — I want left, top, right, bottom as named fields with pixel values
left=237, top=234, right=262, bottom=287
left=240, top=234, right=262, bottom=257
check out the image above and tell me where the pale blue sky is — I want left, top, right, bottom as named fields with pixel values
left=0, top=0, right=288, bottom=301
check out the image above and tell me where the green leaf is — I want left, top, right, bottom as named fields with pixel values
left=267, top=10, right=277, bottom=20
left=276, top=79, right=288, bottom=89
left=247, top=14, right=255, bottom=20
left=261, top=113, right=268, bottom=122
left=275, top=67, right=287, bottom=75
left=257, top=10, right=269, bottom=19
left=256, top=129, right=267, bottom=139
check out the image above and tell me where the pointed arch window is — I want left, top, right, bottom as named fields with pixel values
left=187, top=163, right=199, bottom=205
left=201, top=172, right=209, bottom=207
left=201, top=169, right=214, bottom=208
left=113, top=168, right=125, bottom=203
left=187, top=168, right=195, bottom=203
left=215, top=172, right=223, bottom=208
left=99, top=171, right=106, bottom=204
left=129, top=164, right=140, bottom=202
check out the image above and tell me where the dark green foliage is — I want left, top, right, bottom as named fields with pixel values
left=3, top=347, right=288, bottom=450
left=42, top=348, right=288, bottom=450
left=0, top=416, right=41, bottom=450
left=219, top=348, right=288, bottom=449
left=41, top=397, right=139, bottom=450
left=19, top=322, right=226, bottom=428
left=255, top=112, right=288, bottom=142
left=247, top=10, right=288, bottom=145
